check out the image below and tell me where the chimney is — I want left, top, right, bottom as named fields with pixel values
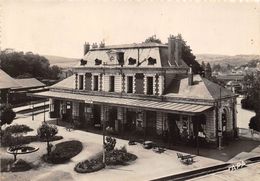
left=83, top=42, right=90, bottom=55
left=174, top=37, right=182, bottom=66
left=168, top=35, right=182, bottom=66
left=188, top=66, right=193, bottom=86
left=168, top=35, right=175, bottom=66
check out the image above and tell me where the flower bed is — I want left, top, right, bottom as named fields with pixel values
left=1, top=134, right=63, bottom=147
left=74, top=146, right=137, bottom=173
left=5, top=124, right=33, bottom=134
left=43, top=140, right=83, bottom=164
left=0, top=158, right=32, bottom=172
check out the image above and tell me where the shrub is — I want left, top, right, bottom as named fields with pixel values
left=104, top=136, right=116, bottom=152
left=105, top=148, right=137, bottom=166
left=43, top=140, right=83, bottom=164
left=241, top=98, right=254, bottom=110
left=74, top=146, right=137, bottom=173
left=37, top=122, right=58, bottom=156
left=0, top=104, right=16, bottom=127
left=5, top=124, right=33, bottom=134
left=1, top=158, right=14, bottom=172
left=75, top=159, right=105, bottom=173
left=1, top=134, right=63, bottom=147
left=1, top=132, right=32, bottom=147
left=10, top=159, right=32, bottom=172
left=249, top=116, right=260, bottom=132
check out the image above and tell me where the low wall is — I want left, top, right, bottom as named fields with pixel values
left=238, top=128, right=260, bottom=141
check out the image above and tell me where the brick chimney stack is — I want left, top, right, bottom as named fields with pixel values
left=188, top=66, right=193, bottom=86
left=168, top=35, right=182, bottom=66
left=168, top=35, right=175, bottom=66
left=84, top=42, right=90, bottom=55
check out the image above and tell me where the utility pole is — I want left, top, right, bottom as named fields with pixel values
left=218, top=87, right=222, bottom=150
left=102, top=105, right=106, bottom=165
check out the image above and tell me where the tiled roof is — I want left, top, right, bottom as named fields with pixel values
left=50, top=75, right=74, bottom=89
left=0, top=69, right=20, bottom=89
left=14, top=78, right=45, bottom=89
left=165, top=75, right=236, bottom=100
left=202, top=77, right=236, bottom=99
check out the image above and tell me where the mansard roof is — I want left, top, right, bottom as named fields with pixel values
left=75, top=42, right=188, bottom=68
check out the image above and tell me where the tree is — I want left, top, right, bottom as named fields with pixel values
left=0, top=104, right=16, bottom=128
left=0, top=49, right=61, bottom=80
left=174, top=34, right=202, bottom=74
left=249, top=115, right=260, bottom=132
left=37, top=122, right=58, bottom=156
left=212, top=64, right=221, bottom=72
left=144, top=35, right=162, bottom=44
left=205, top=62, right=212, bottom=78
left=201, top=61, right=206, bottom=71
left=245, top=72, right=260, bottom=131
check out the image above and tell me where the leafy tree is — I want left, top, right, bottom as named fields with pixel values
left=144, top=35, right=162, bottom=44
left=212, top=64, right=221, bottom=72
left=247, top=59, right=260, bottom=68
left=201, top=61, right=206, bottom=71
left=0, top=49, right=61, bottom=80
left=174, top=34, right=202, bottom=74
left=245, top=72, right=260, bottom=131
left=205, top=62, right=212, bottom=78
left=37, top=122, right=58, bottom=156
left=249, top=115, right=260, bottom=132
left=0, top=104, right=16, bottom=128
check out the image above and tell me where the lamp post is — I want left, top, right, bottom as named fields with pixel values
left=196, top=121, right=199, bottom=155
left=43, top=100, right=46, bottom=122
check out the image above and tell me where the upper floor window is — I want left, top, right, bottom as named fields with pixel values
left=93, top=75, right=99, bottom=91
left=128, top=57, right=136, bottom=65
left=79, top=75, right=84, bottom=90
left=95, top=59, right=102, bottom=65
left=109, top=76, right=115, bottom=92
left=127, top=76, right=133, bottom=93
left=80, top=59, right=87, bottom=65
left=147, top=77, right=153, bottom=95
left=148, top=57, right=156, bottom=65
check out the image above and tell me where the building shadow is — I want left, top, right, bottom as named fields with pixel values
left=170, top=139, right=260, bottom=162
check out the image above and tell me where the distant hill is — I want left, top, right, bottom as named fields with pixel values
left=44, top=55, right=79, bottom=68
left=195, top=54, right=260, bottom=67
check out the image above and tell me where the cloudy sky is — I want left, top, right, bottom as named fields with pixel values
left=2, top=0, right=260, bottom=58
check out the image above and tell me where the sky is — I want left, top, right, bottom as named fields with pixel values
left=1, top=0, right=260, bottom=58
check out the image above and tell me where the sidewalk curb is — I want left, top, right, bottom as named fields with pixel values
left=152, top=156, right=260, bottom=181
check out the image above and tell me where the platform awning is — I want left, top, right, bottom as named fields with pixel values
left=31, top=91, right=213, bottom=115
